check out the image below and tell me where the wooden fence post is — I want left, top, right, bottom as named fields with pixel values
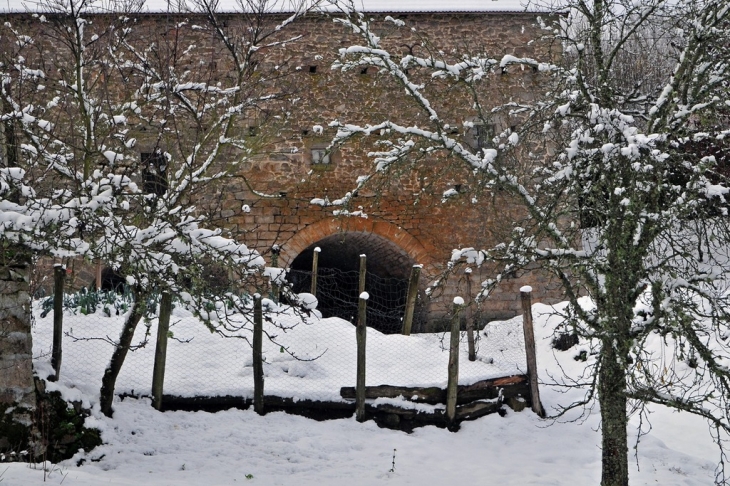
left=253, top=294, right=265, bottom=415
left=401, top=265, right=421, bottom=336
left=95, top=261, right=102, bottom=291
left=520, top=286, right=545, bottom=418
left=50, top=264, right=65, bottom=381
left=446, top=297, right=464, bottom=424
left=270, top=246, right=280, bottom=303
left=310, top=247, right=320, bottom=296
left=358, top=254, right=367, bottom=294
left=152, top=292, right=172, bottom=411
left=356, top=291, right=368, bottom=422
left=465, top=268, right=476, bottom=361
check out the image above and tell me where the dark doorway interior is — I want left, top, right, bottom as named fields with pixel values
left=288, top=232, right=426, bottom=333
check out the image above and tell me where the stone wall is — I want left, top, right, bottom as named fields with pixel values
left=2, top=9, right=565, bottom=326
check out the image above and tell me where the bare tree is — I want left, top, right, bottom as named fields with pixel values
left=0, top=0, right=313, bottom=416
left=323, top=1, right=730, bottom=484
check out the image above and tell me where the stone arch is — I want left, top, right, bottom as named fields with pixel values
left=281, top=218, right=437, bottom=333
left=281, top=218, right=437, bottom=272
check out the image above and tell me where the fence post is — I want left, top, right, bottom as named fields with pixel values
left=50, top=264, right=65, bottom=381
left=520, top=286, right=545, bottom=418
left=465, top=268, right=476, bottom=361
left=446, top=297, right=464, bottom=424
left=356, top=291, right=368, bottom=422
left=95, top=261, right=102, bottom=291
left=270, top=245, right=280, bottom=303
left=401, top=265, right=421, bottom=336
left=253, top=294, right=265, bottom=415
left=152, top=292, right=172, bottom=411
left=358, top=254, right=366, bottom=294
left=310, top=247, right=320, bottom=296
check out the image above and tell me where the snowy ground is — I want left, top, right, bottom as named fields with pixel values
left=30, top=296, right=526, bottom=404
left=1, top=300, right=721, bottom=485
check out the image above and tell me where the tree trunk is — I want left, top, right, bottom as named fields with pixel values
left=599, top=339, right=629, bottom=486
left=0, top=246, right=35, bottom=410
left=99, top=295, right=145, bottom=417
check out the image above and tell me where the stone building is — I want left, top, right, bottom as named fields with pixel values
left=206, top=1, right=564, bottom=331
left=2, top=0, right=563, bottom=335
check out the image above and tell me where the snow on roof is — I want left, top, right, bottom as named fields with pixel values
left=0, top=0, right=544, bottom=14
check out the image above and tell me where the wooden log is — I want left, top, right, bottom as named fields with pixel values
left=458, top=375, right=529, bottom=403
left=50, top=264, right=65, bottom=381
left=521, top=287, right=545, bottom=418
left=401, top=265, right=421, bottom=336
left=253, top=294, right=265, bottom=415
left=151, top=292, right=172, bottom=410
left=356, top=291, right=368, bottom=422
left=446, top=299, right=463, bottom=423
left=340, top=375, right=529, bottom=404
left=341, top=385, right=446, bottom=404
left=367, top=402, right=418, bottom=420
left=455, top=399, right=503, bottom=421
left=310, top=247, right=320, bottom=296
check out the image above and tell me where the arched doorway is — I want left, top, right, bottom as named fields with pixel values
left=288, top=231, right=427, bottom=333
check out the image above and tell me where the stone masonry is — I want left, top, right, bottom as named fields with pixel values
left=2, top=8, right=564, bottom=330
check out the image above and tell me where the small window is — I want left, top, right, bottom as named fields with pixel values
left=142, top=150, right=168, bottom=196
left=311, top=148, right=330, bottom=165
left=468, top=121, right=494, bottom=152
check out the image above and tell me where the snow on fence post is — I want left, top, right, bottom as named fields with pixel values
left=152, top=292, right=172, bottom=411
left=520, top=287, right=545, bottom=418
left=401, top=264, right=422, bottom=336
left=446, top=297, right=464, bottom=424
left=310, top=247, right=320, bottom=297
left=50, top=264, right=65, bottom=381
left=356, top=290, right=369, bottom=422
left=253, top=294, right=265, bottom=415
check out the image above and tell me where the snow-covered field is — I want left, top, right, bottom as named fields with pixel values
left=1, top=299, right=720, bottom=485
left=31, top=296, right=525, bottom=403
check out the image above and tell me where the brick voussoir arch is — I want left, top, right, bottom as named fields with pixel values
left=281, top=218, right=438, bottom=274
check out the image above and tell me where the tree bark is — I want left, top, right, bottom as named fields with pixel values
left=599, top=339, right=629, bottom=486
left=151, top=292, right=172, bottom=411
left=50, top=264, right=65, bottom=381
left=100, top=293, right=145, bottom=417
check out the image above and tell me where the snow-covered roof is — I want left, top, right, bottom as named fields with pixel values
left=0, top=0, right=545, bottom=14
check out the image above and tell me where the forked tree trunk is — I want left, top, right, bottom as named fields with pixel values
left=599, top=339, right=629, bottom=486
left=99, top=294, right=145, bottom=417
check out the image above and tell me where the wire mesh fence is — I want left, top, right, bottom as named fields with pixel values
left=287, top=268, right=428, bottom=334
left=31, top=283, right=528, bottom=406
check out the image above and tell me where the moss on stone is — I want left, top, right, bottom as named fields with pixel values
left=36, top=384, right=102, bottom=463
left=0, top=403, right=33, bottom=454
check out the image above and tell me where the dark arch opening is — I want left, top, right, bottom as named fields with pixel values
left=100, top=267, right=126, bottom=292
left=288, top=232, right=426, bottom=334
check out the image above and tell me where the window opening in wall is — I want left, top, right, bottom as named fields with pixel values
left=142, top=150, right=168, bottom=196
left=469, top=121, right=495, bottom=152
left=311, top=148, right=330, bottom=165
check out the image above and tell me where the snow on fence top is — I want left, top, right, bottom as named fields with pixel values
left=0, top=0, right=543, bottom=14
